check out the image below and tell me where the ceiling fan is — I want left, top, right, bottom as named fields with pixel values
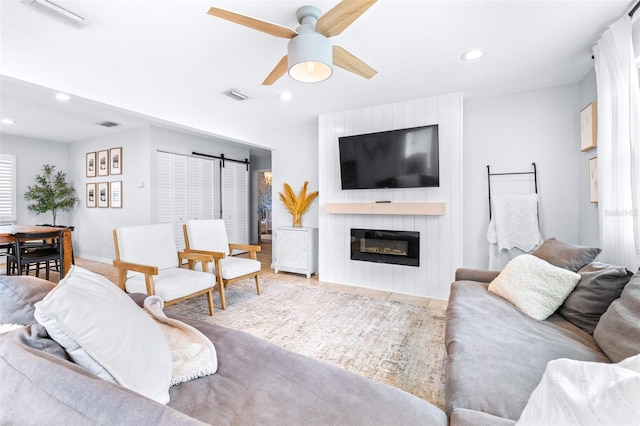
left=207, top=0, right=378, bottom=85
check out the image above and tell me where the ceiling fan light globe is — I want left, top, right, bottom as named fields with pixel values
left=287, top=31, right=333, bottom=83
left=289, top=61, right=332, bottom=83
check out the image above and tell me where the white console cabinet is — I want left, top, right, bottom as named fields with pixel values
left=273, top=227, right=318, bottom=278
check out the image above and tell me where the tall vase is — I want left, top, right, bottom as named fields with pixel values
left=292, top=213, right=302, bottom=228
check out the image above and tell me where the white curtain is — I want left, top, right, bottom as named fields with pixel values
left=593, top=15, right=640, bottom=271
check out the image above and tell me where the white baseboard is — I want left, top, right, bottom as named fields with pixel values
left=74, top=253, right=112, bottom=265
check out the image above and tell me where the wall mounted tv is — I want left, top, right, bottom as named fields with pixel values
left=338, top=124, right=439, bottom=190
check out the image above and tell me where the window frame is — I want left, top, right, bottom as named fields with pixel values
left=0, top=154, right=17, bottom=223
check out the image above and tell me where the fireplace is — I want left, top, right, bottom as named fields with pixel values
left=350, top=229, right=420, bottom=267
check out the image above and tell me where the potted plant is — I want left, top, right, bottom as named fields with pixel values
left=24, top=164, right=78, bottom=226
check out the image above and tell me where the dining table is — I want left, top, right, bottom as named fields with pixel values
left=0, top=224, right=73, bottom=277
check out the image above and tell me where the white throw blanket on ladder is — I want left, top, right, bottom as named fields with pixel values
left=488, top=194, right=543, bottom=270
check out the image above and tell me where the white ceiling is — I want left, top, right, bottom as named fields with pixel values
left=0, top=0, right=635, bottom=148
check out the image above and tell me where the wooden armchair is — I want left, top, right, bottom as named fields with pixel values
left=113, top=223, right=217, bottom=315
left=183, top=219, right=262, bottom=310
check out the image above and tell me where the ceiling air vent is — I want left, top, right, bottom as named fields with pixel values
left=97, top=121, right=120, bottom=128
left=22, top=0, right=91, bottom=27
left=225, top=89, right=249, bottom=101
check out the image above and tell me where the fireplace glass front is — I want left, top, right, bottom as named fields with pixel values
left=350, top=229, right=420, bottom=267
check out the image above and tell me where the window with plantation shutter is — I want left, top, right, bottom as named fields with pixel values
left=0, top=155, right=16, bottom=223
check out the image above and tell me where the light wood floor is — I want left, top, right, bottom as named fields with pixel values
left=1, top=239, right=447, bottom=309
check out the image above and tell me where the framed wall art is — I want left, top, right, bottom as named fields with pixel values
left=110, top=181, right=122, bottom=208
left=580, top=102, right=597, bottom=152
left=589, top=157, right=598, bottom=203
left=86, top=183, right=96, bottom=208
left=86, top=152, right=96, bottom=178
left=97, top=182, right=109, bottom=208
left=97, top=150, right=109, bottom=176
left=110, top=147, right=122, bottom=175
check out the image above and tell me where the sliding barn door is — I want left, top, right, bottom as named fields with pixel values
left=157, top=152, right=248, bottom=253
left=221, top=161, right=249, bottom=251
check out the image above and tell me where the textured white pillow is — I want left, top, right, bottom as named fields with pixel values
left=517, top=355, right=640, bottom=425
left=34, top=265, right=172, bottom=404
left=488, top=254, right=581, bottom=320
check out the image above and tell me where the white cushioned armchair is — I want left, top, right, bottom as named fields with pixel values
left=112, top=223, right=217, bottom=315
left=183, top=219, right=261, bottom=310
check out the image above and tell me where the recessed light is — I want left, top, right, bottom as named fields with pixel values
left=1, top=118, right=15, bottom=124
left=55, top=92, right=71, bottom=101
left=279, top=92, right=292, bottom=101
left=461, top=49, right=484, bottom=61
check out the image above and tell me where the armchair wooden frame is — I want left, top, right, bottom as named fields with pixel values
left=183, top=225, right=262, bottom=310
left=112, top=230, right=216, bottom=315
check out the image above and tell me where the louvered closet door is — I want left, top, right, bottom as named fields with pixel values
left=221, top=161, right=249, bottom=251
left=173, top=156, right=188, bottom=250
left=187, top=156, right=216, bottom=221
left=188, top=157, right=203, bottom=220
left=157, top=152, right=188, bottom=250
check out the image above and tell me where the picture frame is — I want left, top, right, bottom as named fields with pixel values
left=110, top=181, right=122, bottom=208
left=97, top=150, right=109, bottom=176
left=97, top=182, right=109, bottom=208
left=589, top=157, right=598, bottom=203
left=110, top=147, right=122, bottom=175
left=86, top=152, right=96, bottom=178
left=86, top=183, right=96, bottom=208
left=580, top=102, right=597, bottom=152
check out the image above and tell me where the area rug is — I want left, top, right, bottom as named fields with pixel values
left=165, top=278, right=447, bottom=410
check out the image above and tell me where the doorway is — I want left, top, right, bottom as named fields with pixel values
left=258, top=171, right=272, bottom=243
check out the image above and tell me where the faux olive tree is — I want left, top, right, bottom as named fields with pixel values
left=24, top=164, right=78, bottom=226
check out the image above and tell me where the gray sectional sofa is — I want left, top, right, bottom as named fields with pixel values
left=445, top=238, right=640, bottom=425
left=2, top=237, right=638, bottom=425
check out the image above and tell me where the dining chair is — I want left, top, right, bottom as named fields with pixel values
left=183, top=219, right=262, bottom=310
left=6, top=230, right=64, bottom=280
left=113, top=223, right=217, bottom=315
left=43, top=225, right=75, bottom=272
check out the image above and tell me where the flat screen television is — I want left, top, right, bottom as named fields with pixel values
left=338, top=124, right=439, bottom=190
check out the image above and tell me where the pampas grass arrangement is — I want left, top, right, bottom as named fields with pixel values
left=279, top=181, right=319, bottom=227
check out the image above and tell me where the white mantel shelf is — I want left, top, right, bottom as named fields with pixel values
left=325, top=202, right=446, bottom=216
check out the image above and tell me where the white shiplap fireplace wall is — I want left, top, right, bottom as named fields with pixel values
left=318, top=93, right=463, bottom=300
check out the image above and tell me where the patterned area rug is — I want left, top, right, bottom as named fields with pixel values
left=165, top=278, right=447, bottom=409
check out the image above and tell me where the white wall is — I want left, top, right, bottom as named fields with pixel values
left=463, top=84, right=583, bottom=269
left=271, top=122, right=321, bottom=232
left=318, top=94, right=463, bottom=300
left=577, top=69, right=599, bottom=247
left=1, top=134, right=71, bottom=225
left=68, top=126, right=152, bottom=262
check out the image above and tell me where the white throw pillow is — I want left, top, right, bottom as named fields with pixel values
left=517, top=355, right=640, bottom=425
left=488, top=254, right=581, bottom=320
left=34, top=265, right=172, bottom=404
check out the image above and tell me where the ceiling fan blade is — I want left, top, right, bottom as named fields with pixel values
left=316, top=0, right=377, bottom=37
left=333, top=45, right=377, bottom=79
left=262, top=55, right=289, bottom=85
left=207, top=7, right=297, bottom=39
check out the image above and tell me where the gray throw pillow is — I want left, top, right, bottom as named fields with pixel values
left=532, top=238, right=601, bottom=272
left=0, top=276, right=55, bottom=324
left=593, top=269, right=640, bottom=362
left=559, top=262, right=633, bottom=334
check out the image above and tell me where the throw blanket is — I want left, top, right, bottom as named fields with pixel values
left=487, top=194, right=542, bottom=269
left=143, top=296, right=217, bottom=386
